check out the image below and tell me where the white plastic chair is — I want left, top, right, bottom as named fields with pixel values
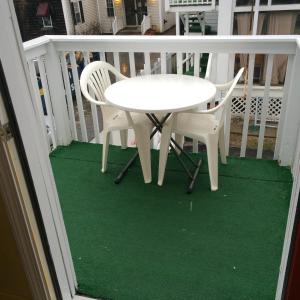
left=80, top=61, right=153, bottom=183
left=158, top=68, right=244, bottom=191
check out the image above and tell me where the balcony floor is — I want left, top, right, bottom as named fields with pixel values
left=50, top=141, right=292, bottom=300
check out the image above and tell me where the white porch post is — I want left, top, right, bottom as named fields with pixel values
left=61, top=0, right=75, bottom=35
left=278, top=44, right=300, bottom=166
left=176, top=12, right=180, bottom=35
left=215, top=0, right=235, bottom=83
left=252, top=0, right=260, bottom=35
left=44, top=42, right=72, bottom=146
left=184, top=13, right=189, bottom=35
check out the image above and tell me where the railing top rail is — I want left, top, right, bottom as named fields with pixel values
left=23, top=35, right=300, bottom=56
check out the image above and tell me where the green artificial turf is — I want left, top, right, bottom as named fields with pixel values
left=50, top=141, right=292, bottom=300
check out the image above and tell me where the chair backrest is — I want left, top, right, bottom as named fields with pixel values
left=200, top=68, right=244, bottom=127
left=80, top=61, right=127, bottom=106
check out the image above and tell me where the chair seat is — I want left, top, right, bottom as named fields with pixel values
left=173, top=113, right=219, bottom=138
left=105, top=110, right=153, bottom=131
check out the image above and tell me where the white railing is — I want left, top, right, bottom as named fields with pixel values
left=112, top=16, right=124, bottom=35
left=141, top=15, right=151, bottom=35
left=169, top=0, right=214, bottom=6
left=23, top=35, right=300, bottom=167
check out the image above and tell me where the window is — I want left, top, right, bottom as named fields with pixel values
left=236, top=0, right=254, bottom=6
left=36, top=2, right=52, bottom=28
left=272, top=0, right=300, bottom=4
left=106, top=0, right=114, bottom=17
left=71, top=1, right=85, bottom=25
left=42, top=16, right=53, bottom=28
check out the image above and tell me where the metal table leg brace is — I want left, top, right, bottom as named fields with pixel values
left=115, top=113, right=202, bottom=193
left=147, top=113, right=202, bottom=193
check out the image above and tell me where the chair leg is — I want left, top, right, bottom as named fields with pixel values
left=219, top=126, right=227, bottom=164
left=102, top=130, right=110, bottom=173
left=206, top=134, right=219, bottom=191
left=120, top=129, right=128, bottom=149
left=175, top=134, right=184, bottom=154
left=158, top=120, right=174, bottom=186
left=134, top=125, right=152, bottom=184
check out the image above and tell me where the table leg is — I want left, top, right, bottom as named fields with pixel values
left=114, top=113, right=171, bottom=184
left=147, top=113, right=202, bottom=193
left=114, top=112, right=202, bottom=193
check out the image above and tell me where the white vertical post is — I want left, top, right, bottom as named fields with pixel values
left=240, top=54, right=255, bottom=157
left=28, top=60, right=51, bottom=152
left=224, top=53, right=235, bottom=156
left=37, top=58, right=57, bottom=148
left=278, top=46, right=300, bottom=166
left=129, top=52, right=136, bottom=77
left=113, top=52, right=120, bottom=71
left=176, top=12, right=180, bottom=36
left=176, top=52, right=183, bottom=74
left=44, top=42, right=72, bottom=145
left=252, top=0, right=260, bottom=35
left=275, top=132, right=300, bottom=300
left=59, top=52, right=78, bottom=141
left=274, top=55, right=294, bottom=160
left=256, top=54, right=274, bottom=159
left=184, top=14, right=189, bottom=35
left=160, top=52, right=167, bottom=74
left=216, top=0, right=235, bottom=84
left=144, top=52, right=151, bottom=75
left=61, top=0, right=75, bottom=34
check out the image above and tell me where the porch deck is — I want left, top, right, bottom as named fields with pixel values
left=50, top=142, right=292, bottom=300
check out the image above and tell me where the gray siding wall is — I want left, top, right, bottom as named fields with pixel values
left=205, top=10, right=218, bottom=33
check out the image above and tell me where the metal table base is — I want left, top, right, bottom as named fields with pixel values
left=114, top=113, right=202, bottom=193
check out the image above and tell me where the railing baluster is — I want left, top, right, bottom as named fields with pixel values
left=160, top=52, right=167, bottom=74
left=186, top=52, right=190, bottom=71
left=70, top=51, right=88, bottom=142
left=129, top=52, right=136, bottom=77
left=193, top=52, right=200, bottom=77
left=240, top=54, right=255, bottom=157
left=113, top=52, right=120, bottom=71
left=99, top=52, right=106, bottom=61
left=83, top=51, right=100, bottom=143
left=37, top=57, right=57, bottom=148
left=257, top=54, right=274, bottom=159
left=274, top=54, right=294, bottom=160
left=144, top=52, right=151, bottom=75
left=177, top=52, right=183, bottom=74
left=59, top=52, right=78, bottom=141
left=225, top=53, right=235, bottom=156
left=28, top=59, right=50, bottom=151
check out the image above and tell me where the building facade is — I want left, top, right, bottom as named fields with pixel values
left=13, top=0, right=67, bottom=41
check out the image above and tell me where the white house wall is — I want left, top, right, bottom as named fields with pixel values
left=97, top=0, right=114, bottom=34
left=74, top=0, right=99, bottom=34
left=161, top=0, right=175, bottom=32
left=147, top=1, right=161, bottom=32
left=205, top=10, right=218, bottom=33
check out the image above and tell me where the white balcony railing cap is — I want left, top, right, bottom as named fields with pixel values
left=24, top=35, right=300, bottom=56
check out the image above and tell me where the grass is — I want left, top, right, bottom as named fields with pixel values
left=50, top=141, right=292, bottom=300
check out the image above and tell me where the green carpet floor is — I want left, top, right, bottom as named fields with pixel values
left=50, top=141, right=292, bottom=300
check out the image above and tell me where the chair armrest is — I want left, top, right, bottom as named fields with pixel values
left=83, top=92, right=108, bottom=106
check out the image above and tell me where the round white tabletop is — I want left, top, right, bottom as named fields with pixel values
left=104, top=74, right=216, bottom=113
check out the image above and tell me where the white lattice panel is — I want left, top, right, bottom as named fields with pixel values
left=231, top=96, right=282, bottom=123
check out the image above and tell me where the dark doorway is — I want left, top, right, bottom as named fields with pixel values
left=124, top=0, right=147, bottom=26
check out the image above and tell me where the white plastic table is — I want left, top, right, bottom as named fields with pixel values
left=104, top=74, right=216, bottom=192
left=105, top=74, right=216, bottom=113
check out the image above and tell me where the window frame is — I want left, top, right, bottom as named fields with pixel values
left=106, top=0, right=115, bottom=17
left=42, top=15, right=53, bottom=28
left=72, top=1, right=85, bottom=25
